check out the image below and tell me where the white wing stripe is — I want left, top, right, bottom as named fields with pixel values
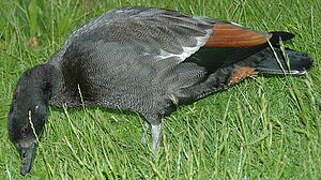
left=156, top=29, right=212, bottom=62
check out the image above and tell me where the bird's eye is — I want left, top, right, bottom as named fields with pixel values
left=21, top=127, right=28, bottom=136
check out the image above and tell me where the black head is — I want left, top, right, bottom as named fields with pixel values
left=8, top=64, right=55, bottom=175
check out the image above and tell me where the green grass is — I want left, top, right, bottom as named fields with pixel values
left=1, top=0, right=321, bottom=179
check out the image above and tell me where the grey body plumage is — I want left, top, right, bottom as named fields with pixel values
left=8, top=6, right=313, bottom=175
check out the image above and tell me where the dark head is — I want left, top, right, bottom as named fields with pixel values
left=8, top=64, right=57, bottom=175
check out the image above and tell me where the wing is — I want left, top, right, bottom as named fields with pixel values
left=68, top=7, right=214, bottom=64
left=58, top=7, right=274, bottom=67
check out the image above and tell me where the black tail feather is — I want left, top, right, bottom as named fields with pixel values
left=255, top=48, right=313, bottom=74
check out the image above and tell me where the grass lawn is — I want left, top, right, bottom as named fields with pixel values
left=1, top=0, right=321, bottom=179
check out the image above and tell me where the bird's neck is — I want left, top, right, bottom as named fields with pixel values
left=14, top=63, right=60, bottom=105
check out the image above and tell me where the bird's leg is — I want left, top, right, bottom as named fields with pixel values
left=141, top=121, right=150, bottom=145
left=151, top=123, right=162, bottom=153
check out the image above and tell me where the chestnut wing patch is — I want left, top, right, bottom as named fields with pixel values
left=228, top=66, right=258, bottom=85
left=205, top=23, right=272, bottom=47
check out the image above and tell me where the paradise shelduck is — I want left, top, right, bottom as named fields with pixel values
left=8, top=6, right=314, bottom=175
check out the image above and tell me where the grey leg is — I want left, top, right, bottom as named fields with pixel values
left=141, top=121, right=150, bottom=145
left=151, top=123, right=162, bottom=153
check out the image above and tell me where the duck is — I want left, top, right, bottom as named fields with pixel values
left=8, top=6, right=314, bottom=176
